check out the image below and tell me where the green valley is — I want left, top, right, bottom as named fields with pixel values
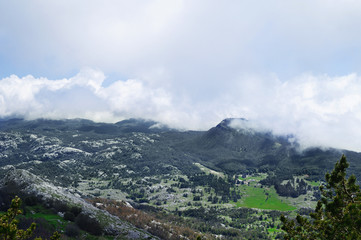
left=0, top=118, right=360, bottom=239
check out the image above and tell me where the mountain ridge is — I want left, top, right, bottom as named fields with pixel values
left=1, top=117, right=361, bottom=239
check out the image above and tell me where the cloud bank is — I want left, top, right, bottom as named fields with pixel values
left=1, top=69, right=361, bottom=152
left=1, top=1, right=361, bottom=151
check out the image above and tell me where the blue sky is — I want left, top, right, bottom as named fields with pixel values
left=1, top=0, right=361, bottom=151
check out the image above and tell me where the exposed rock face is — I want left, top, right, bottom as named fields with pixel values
left=0, top=167, right=158, bottom=239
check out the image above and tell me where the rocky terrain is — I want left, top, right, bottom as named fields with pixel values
left=0, top=166, right=157, bottom=239
left=1, top=118, right=361, bottom=239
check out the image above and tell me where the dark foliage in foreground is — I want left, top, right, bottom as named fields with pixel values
left=281, top=155, right=361, bottom=239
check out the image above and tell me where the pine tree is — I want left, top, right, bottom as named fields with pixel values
left=281, top=155, right=361, bottom=239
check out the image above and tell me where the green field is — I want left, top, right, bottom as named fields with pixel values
left=24, top=205, right=68, bottom=230
left=267, top=227, right=282, bottom=233
left=307, top=180, right=320, bottom=187
left=25, top=212, right=67, bottom=229
left=234, top=185, right=296, bottom=211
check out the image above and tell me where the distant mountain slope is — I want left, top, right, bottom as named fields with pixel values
left=176, top=118, right=361, bottom=182
left=115, top=118, right=174, bottom=133
left=182, top=118, right=291, bottom=171
left=0, top=117, right=361, bottom=193
left=0, top=118, right=174, bottom=135
left=2, top=117, right=361, bottom=239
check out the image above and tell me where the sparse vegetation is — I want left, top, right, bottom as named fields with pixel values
left=90, top=198, right=204, bottom=240
left=1, top=118, right=361, bottom=239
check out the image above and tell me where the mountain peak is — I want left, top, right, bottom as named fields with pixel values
left=216, top=118, right=247, bottom=130
left=115, top=118, right=173, bottom=133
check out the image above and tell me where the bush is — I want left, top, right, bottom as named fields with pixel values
left=193, top=195, right=201, bottom=201
left=64, top=211, right=75, bottom=221
left=75, top=213, right=102, bottom=236
left=65, top=223, right=80, bottom=237
left=24, top=196, right=38, bottom=206
left=70, top=206, right=82, bottom=217
left=18, top=217, right=55, bottom=240
left=52, top=200, right=68, bottom=213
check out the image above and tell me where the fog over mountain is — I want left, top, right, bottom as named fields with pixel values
left=1, top=1, right=361, bottom=151
left=1, top=70, right=361, bottom=152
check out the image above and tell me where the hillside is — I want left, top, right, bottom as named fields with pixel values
left=1, top=118, right=361, bottom=239
left=0, top=167, right=157, bottom=239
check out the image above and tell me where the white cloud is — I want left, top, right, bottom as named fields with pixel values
left=1, top=69, right=361, bottom=151
left=233, top=73, right=361, bottom=151
left=1, top=1, right=361, bottom=151
left=0, top=68, right=171, bottom=122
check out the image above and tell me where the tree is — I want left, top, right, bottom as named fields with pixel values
left=75, top=213, right=102, bottom=236
left=0, top=196, right=60, bottom=240
left=281, top=155, right=361, bottom=239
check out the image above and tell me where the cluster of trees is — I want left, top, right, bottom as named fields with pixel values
left=275, top=178, right=308, bottom=198
left=41, top=198, right=102, bottom=237
left=189, top=173, right=231, bottom=198
left=179, top=206, right=277, bottom=239
left=110, top=171, right=235, bottom=205
left=260, top=171, right=315, bottom=198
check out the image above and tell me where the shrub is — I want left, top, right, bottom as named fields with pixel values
left=75, top=213, right=102, bottom=236
left=64, top=211, right=75, bottom=222
left=24, top=196, right=38, bottom=206
left=52, top=200, right=68, bottom=213
left=65, top=223, right=80, bottom=237
left=70, top=206, right=82, bottom=217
